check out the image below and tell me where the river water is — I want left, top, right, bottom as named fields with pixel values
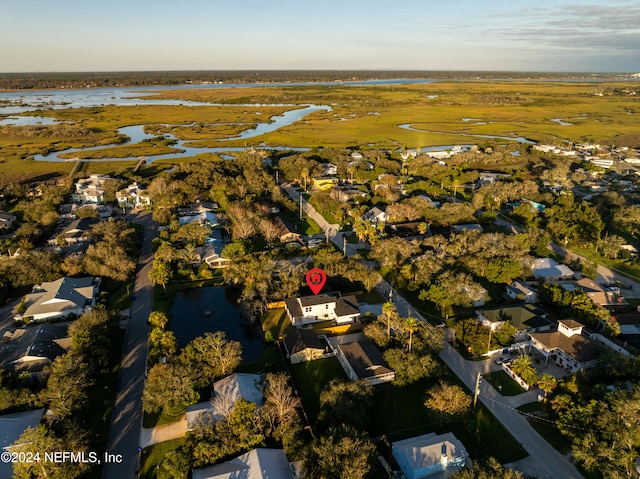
left=0, top=79, right=536, bottom=162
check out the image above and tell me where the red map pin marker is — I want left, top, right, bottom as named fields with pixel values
left=306, top=268, right=327, bottom=295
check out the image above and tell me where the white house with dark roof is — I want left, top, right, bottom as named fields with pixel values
left=283, top=293, right=360, bottom=327
left=191, top=448, right=293, bottom=479
left=335, top=337, right=395, bottom=385
left=14, top=277, right=100, bottom=322
left=529, top=319, right=606, bottom=372
left=392, top=432, right=471, bottom=479
left=283, top=328, right=327, bottom=364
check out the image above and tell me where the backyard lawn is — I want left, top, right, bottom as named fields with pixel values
left=290, top=356, right=527, bottom=464
left=485, top=370, right=527, bottom=396
left=140, top=438, right=185, bottom=479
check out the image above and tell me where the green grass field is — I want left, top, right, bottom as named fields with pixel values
left=4, top=80, right=640, bottom=185
left=485, top=370, right=527, bottom=396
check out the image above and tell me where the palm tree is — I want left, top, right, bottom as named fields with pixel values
left=536, top=373, right=557, bottom=400
left=510, top=355, right=537, bottom=385
left=405, top=317, right=419, bottom=352
left=381, top=302, right=396, bottom=339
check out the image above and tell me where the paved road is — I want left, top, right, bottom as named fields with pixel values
left=280, top=184, right=583, bottom=477
left=103, top=213, right=157, bottom=479
left=440, top=339, right=583, bottom=479
left=281, top=183, right=364, bottom=256
left=549, top=243, right=640, bottom=299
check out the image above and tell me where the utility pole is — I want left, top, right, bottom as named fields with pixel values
left=343, top=235, right=347, bottom=257
left=473, top=372, right=482, bottom=408
left=487, top=327, right=493, bottom=354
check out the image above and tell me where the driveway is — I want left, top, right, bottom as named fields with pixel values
left=103, top=213, right=157, bottom=479
left=139, top=416, right=187, bottom=448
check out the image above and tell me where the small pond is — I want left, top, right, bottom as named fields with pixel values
left=168, top=286, right=265, bottom=361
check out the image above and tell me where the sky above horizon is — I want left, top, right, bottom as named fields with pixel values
left=2, top=0, right=639, bottom=73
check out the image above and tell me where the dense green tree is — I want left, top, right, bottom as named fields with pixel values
left=149, top=329, right=178, bottom=365
left=149, top=259, right=172, bottom=292
left=181, top=332, right=242, bottom=387
left=68, top=308, right=113, bottom=374
left=12, top=424, right=92, bottom=479
left=317, top=379, right=373, bottom=431
left=148, top=311, right=170, bottom=329
left=425, top=381, right=472, bottom=424
left=83, top=242, right=136, bottom=281
left=485, top=257, right=522, bottom=284
left=450, top=457, right=525, bottom=479
left=383, top=348, right=438, bottom=386
left=142, top=361, right=199, bottom=414
left=40, top=352, right=92, bottom=420
left=303, top=425, right=375, bottom=479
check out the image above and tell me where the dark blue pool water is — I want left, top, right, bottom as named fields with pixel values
left=168, top=286, right=265, bottom=361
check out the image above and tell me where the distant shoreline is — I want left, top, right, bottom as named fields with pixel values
left=0, top=70, right=637, bottom=92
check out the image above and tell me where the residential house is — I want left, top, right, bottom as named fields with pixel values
left=611, top=311, right=640, bottom=351
left=392, top=432, right=471, bottom=479
left=273, top=217, right=301, bottom=243
left=529, top=319, right=606, bottom=373
left=362, top=206, right=388, bottom=225
left=14, top=276, right=100, bottom=322
left=284, top=293, right=360, bottom=327
left=385, top=222, right=430, bottom=241
left=193, top=243, right=230, bottom=269
left=116, top=182, right=151, bottom=209
left=350, top=151, right=364, bottom=161
left=178, top=203, right=219, bottom=226
left=560, top=278, right=628, bottom=311
left=476, top=304, right=553, bottom=342
left=0, top=323, right=71, bottom=372
left=0, top=211, right=16, bottom=229
left=321, top=163, right=338, bottom=176
left=192, top=448, right=294, bottom=479
left=335, top=337, right=395, bottom=385
left=0, top=409, right=46, bottom=479
left=463, top=284, right=488, bottom=308
left=71, top=174, right=113, bottom=204
left=312, top=177, right=337, bottom=191
left=531, top=258, right=574, bottom=280
left=50, top=218, right=100, bottom=245
left=283, top=328, right=327, bottom=364
left=506, top=280, right=538, bottom=304
left=186, top=373, right=263, bottom=430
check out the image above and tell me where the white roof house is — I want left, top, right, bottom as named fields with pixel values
left=71, top=174, right=114, bottom=204
left=192, top=448, right=293, bottom=479
left=362, top=206, right=388, bottom=224
left=531, top=258, right=574, bottom=280
left=14, top=277, right=100, bottom=322
left=186, top=373, right=263, bottom=430
left=116, top=183, right=150, bottom=208
left=392, top=432, right=471, bottom=479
